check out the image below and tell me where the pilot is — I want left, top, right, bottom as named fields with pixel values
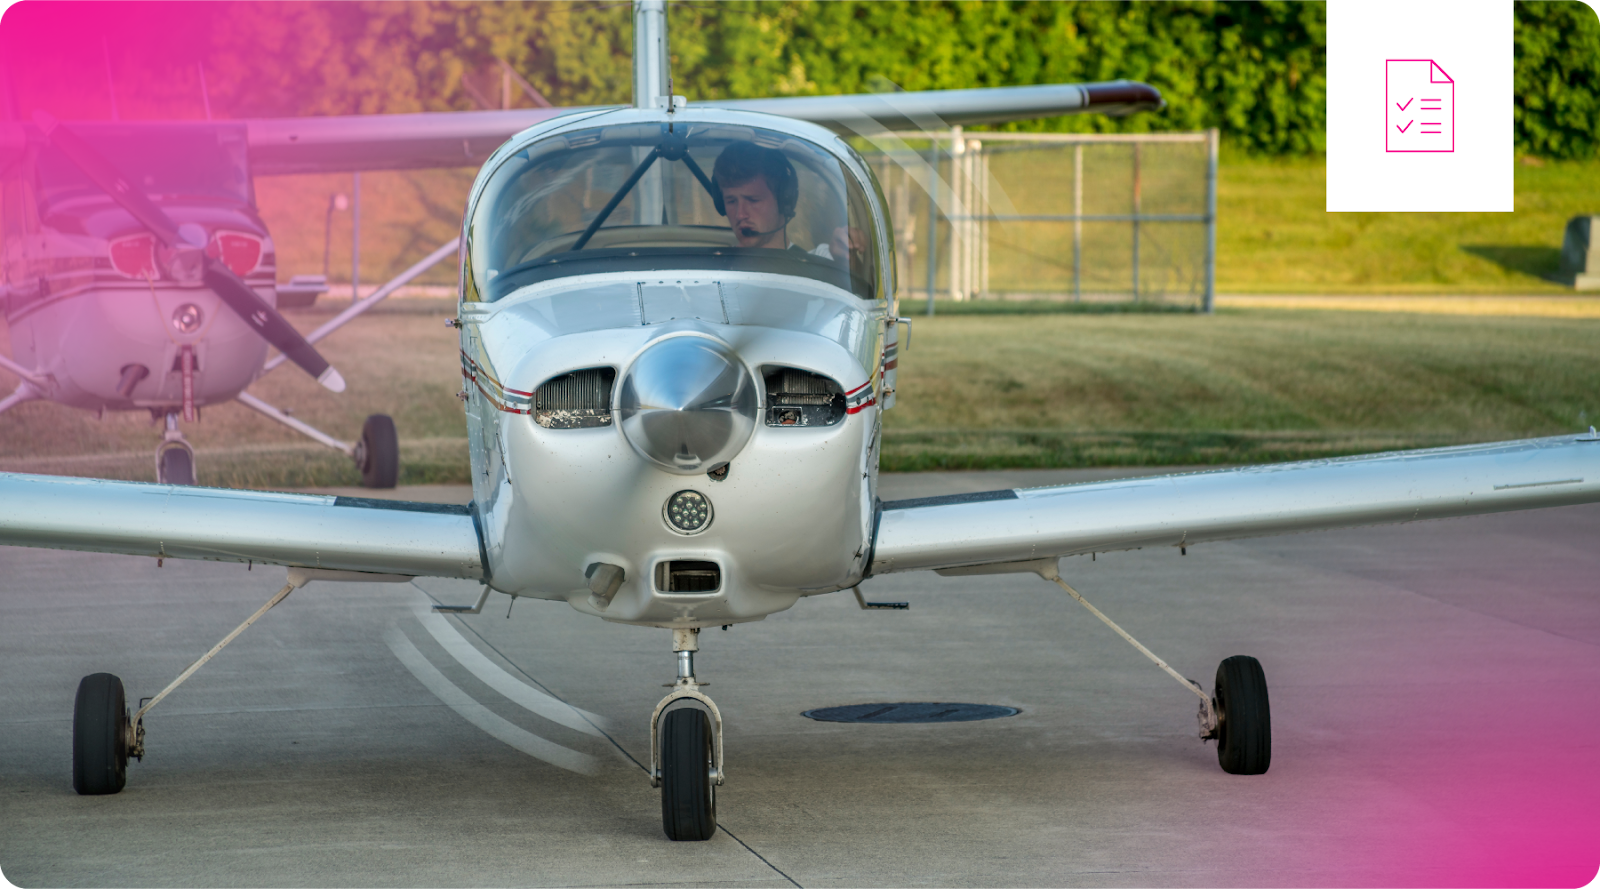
left=712, top=142, right=866, bottom=264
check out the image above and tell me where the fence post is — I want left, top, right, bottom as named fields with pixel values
left=1073, top=142, right=1083, bottom=302
left=1204, top=127, right=1218, bottom=314
left=925, top=138, right=938, bottom=316
left=947, top=125, right=965, bottom=301
left=351, top=171, right=361, bottom=304
left=1131, top=142, right=1141, bottom=302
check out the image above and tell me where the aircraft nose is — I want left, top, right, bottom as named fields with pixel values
left=618, top=336, right=758, bottom=475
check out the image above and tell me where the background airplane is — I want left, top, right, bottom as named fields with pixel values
left=8, top=0, right=1594, bottom=847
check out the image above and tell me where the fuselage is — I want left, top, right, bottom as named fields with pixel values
left=457, top=107, right=898, bottom=628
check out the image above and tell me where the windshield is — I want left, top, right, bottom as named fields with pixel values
left=35, top=124, right=252, bottom=212
left=467, top=121, right=879, bottom=302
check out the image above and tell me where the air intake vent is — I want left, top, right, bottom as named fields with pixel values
left=656, top=560, right=721, bottom=594
left=763, top=367, right=845, bottom=427
left=534, top=367, right=615, bottom=429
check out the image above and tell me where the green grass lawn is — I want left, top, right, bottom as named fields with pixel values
left=1215, top=152, right=1600, bottom=294
left=881, top=308, right=1600, bottom=470
left=3, top=306, right=1595, bottom=485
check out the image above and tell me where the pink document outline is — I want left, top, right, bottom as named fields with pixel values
left=1385, top=59, right=1455, bottom=153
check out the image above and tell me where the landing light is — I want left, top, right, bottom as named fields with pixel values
left=664, top=490, right=712, bottom=535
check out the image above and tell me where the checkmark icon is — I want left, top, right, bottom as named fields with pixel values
left=1396, top=120, right=1413, bottom=133
left=1396, top=98, right=1413, bottom=111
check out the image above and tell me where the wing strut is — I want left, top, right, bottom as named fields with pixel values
left=965, top=558, right=1222, bottom=738
left=126, top=567, right=411, bottom=759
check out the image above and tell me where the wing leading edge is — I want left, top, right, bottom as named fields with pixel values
left=870, top=433, right=1600, bottom=575
left=0, top=473, right=484, bottom=579
left=242, top=80, right=1162, bottom=175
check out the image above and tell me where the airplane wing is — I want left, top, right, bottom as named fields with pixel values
left=720, top=81, right=1164, bottom=133
left=869, top=433, right=1600, bottom=575
left=242, top=81, right=1162, bottom=174
left=0, top=473, right=484, bottom=579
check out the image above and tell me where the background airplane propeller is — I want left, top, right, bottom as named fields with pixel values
left=32, top=111, right=345, bottom=393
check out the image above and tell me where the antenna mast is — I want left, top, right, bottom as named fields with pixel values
left=632, top=0, right=668, bottom=109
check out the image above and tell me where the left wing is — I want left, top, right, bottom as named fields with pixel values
left=0, top=473, right=484, bottom=579
left=870, top=433, right=1600, bottom=575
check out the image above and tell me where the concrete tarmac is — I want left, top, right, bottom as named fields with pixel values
left=2, top=469, right=1598, bottom=887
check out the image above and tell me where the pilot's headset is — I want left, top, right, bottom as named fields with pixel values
left=711, top=143, right=799, bottom=235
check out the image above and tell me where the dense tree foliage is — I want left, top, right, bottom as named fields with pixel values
left=3, top=1, right=1594, bottom=157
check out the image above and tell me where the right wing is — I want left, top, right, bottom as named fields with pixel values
left=0, top=473, right=484, bottom=579
left=870, top=433, right=1600, bottom=575
left=721, top=81, right=1164, bottom=133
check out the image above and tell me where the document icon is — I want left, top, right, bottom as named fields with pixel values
left=1386, top=60, right=1454, bottom=152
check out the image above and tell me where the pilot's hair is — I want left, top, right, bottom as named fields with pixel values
left=711, top=143, right=799, bottom=220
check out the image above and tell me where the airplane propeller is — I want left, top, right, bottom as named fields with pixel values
left=31, top=112, right=345, bottom=393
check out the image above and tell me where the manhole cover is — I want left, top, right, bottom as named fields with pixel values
left=802, top=702, right=1019, bottom=724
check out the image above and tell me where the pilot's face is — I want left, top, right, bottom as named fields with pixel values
left=721, top=177, right=785, bottom=248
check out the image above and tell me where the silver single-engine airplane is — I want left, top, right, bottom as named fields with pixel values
left=4, top=3, right=1598, bottom=842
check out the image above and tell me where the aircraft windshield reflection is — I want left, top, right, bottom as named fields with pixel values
left=467, top=121, right=879, bottom=302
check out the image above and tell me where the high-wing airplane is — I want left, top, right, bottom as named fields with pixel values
left=5, top=1, right=1597, bottom=844
left=0, top=109, right=404, bottom=486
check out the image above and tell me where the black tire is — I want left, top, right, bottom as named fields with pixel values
left=1215, top=655, right=1271, bottom=775
left=660, top=708, right=717, bottom=841
left=357, top=414, right=400, bottom=488
left=73, top=673, right=129, bottom=795
left=157, top=443, right=195, bottom=486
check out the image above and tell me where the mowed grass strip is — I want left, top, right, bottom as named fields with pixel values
left=4, top=306, right=1597, bottom=485
left=882, top=310, right=1600, bottom=470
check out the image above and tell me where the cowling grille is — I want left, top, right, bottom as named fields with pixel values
left=535, top=367, right=614, bottom=429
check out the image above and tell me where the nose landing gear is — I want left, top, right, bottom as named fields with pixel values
left=156, top=412, right=196, bottom=485
left=651, top=628, right=722, bottom=841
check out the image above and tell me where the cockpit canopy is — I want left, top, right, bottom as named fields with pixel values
left=466, top=120, right=881, bottom=303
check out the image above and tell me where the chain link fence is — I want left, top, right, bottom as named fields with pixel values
left=863, top=129, right=1218, bottom=312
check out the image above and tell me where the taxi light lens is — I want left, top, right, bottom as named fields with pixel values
left=109, top=233, right=157, bottom=279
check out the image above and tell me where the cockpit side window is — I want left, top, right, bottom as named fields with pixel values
left=467, top=122, right=880, bottom=302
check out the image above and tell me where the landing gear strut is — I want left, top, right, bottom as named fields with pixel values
left=651, top=628, right=722, bottom=841
left=1032, top=560, right=1272, bottom=775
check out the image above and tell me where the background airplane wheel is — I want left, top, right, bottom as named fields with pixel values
left=156, top=442, right=195, bottom=486
left=73, top=673, right=129, bottom=795
left=1215, top=655, right=1271, bottom=775
left=356, top=414, right=399, bottom=488
left=660, top=708, right=717, bottom=841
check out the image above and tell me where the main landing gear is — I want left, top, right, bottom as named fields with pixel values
left=72, top=572, right=309, bottom=795
left=1035, top=562, right=1271, bottom=775
left=227, top=393, right=401, bottom=489
left=651, top=628, right=723, bottom=841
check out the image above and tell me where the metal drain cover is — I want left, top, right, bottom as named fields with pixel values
left=802, top=702, right=1019, bottom=724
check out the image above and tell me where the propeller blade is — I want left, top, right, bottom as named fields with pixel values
left=201, top=259, right=344, bottom=392
left=34, top=112, right=345, bottom=392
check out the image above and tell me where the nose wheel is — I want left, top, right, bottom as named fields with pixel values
left=651, top=628, right=723, bottom=841
left=156, top=412, right=196, bottom=485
